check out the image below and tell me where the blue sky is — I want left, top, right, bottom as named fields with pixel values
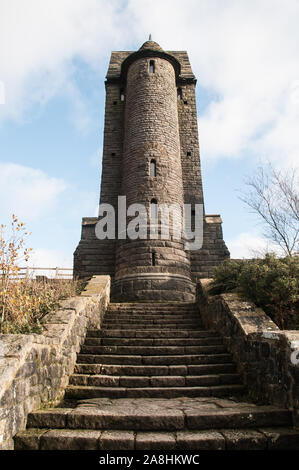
left=0, top=0, right=298, bottom=268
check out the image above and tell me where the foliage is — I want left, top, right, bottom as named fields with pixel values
left=0, top=215, right=83, bottom=334
left=211, top=254, right=299, bottom=330
left=0, top=278, right=83, bottom=334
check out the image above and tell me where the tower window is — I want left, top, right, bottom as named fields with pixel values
left=149, top=60, right=155, bottom=74
left=150, top=198, right=158, bottom=219
left=150, top=159, right=156, bottom=177
left=152, top=252, right=156, bottom=266
left=178, top=88, right=182, bottom=100
left=187, top=151, right=191, bottom=156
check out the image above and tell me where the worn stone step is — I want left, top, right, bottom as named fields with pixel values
left=69, top=373, right=242, bottom=388
left=64, top=384, right=245, bottom=399
left=87, top=329, right=220, bottom=339
left=14, top=427, right=299, bottom=450
left=108, top=304, right=197, bottom=308
left=77, top=353, right=234, bottom=365
left=26, top=398, right=292, bottom=432
left=104, top=315, right=201, bottom=321
left=84, top=337, right=223, bottom=347
left=108, top=303, right=197, bottom=310
left=74, top=363, right=237, bottom=377
left=18, top=426, right=299, bottom=451
left=80, top=345, right=227, bottom=356
left=101, top=322, right=201, bottom=329
left=103, top=316, right=201, bottom=322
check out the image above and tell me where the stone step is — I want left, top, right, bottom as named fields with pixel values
left=108, top=302, right=197, bottom=309
left=104, top=314, right=200, bottom=321
left=76, top=353, right=234, bottom=365
left=101, top=322, right=202, bottom=329
left=74, top=363, right=237, bottom=377
left=102, top=320, right=203, bottom=326
left=69, top=373, right=242, bottom=388
left=64, top=384, right=245, bottom=399
left=80, top=345, right=227, bottom=356
left=87, top=329, right=219, bottom=338
left=25, top=398, right=292, bottom=432
left=14, top=426, right=299, bottom=450
left=84, top=337, right=223, bottom=347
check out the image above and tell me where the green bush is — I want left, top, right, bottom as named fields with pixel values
left=211, top=254, right=299, bottom=330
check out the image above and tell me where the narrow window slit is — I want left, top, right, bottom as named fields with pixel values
left=149, top=60, right=155, bottom=74
left=150, top=159, right=156, bottom=177
left=150, top=198, right=158, bottom=220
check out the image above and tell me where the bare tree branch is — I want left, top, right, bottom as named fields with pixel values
left=239, top=163, right=299, bottom=256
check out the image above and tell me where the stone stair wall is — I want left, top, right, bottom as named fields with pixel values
left=0, top=275, right=110, bottom=450
left=197, top=279, right=299, bottom=427
left=14, top=301, right=299, bottom=450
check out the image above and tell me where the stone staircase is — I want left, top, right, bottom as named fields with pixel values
left=14, top=303, right=299, bottom=450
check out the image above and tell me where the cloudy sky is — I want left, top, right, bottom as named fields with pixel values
left=0, top=0, right=298, bottom=268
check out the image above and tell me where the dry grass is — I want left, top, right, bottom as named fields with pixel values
left=0, top=215, right=84, bottom=334
left=0, top=278, right=84, bottom=334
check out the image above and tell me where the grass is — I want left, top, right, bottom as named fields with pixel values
left=0, top=277, right=85, bottom=334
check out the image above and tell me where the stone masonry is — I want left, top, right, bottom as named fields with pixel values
left=74, top=40, right=229, bottom=300
left=0, top=276, right=110, bottom=450
left=13, top=297, right=299, bottom=450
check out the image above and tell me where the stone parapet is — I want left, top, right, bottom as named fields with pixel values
left=197, top=280, right=299, bottom=426
left=0, top=275, right=110, bottom=450
left=191, top=216, right=230, bottom=279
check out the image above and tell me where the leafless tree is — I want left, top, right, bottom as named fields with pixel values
left=240, top=163, right=299, bottom=256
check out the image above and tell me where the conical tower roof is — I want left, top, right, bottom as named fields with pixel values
left=120, top=37, right=181, bottom=82
left=138, top=40, right=163, bottom=52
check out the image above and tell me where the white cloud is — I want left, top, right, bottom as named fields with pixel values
left=0, top=162, right=67, bottom=220
left=0, top=0, right=298, bottom=166
left=0, top=0, right=127, bottom=122
left=227, top=232, right=283, bottom=259
left=29, top=248, right=73, bottom=270
left=127, top=0, right=299, bottom=167
left=0, top=81, right=5, bottom=105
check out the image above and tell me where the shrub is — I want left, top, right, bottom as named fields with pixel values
left=211, top=254, right=299, bottom=330
left=0, top=278, right=83, bottom=334
left=0, top=215, right=84, bottom=334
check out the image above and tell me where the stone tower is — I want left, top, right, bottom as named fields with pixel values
left=74, top=39, right=229, bottom=301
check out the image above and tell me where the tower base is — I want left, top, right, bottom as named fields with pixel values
left=111, top=273, right=196, bottom=302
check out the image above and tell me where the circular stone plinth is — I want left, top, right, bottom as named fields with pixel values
left=111, top=273, right=196, bottom=302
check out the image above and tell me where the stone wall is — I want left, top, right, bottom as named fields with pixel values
left=197, top=280, right=299, bottom=426
left=74, top=219, right=115, bottom=279
left=0, top=275, right=110, bottom=450
left=191, top=215, right=230, bottom=280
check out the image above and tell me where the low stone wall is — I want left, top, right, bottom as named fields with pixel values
left=0, top=275, right=110, bottom=450
left=197, top=280, right=299, bottom=427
